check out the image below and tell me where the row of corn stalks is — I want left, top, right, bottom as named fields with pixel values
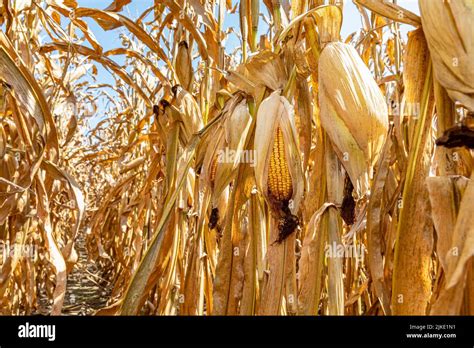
left=0, top=0, right=473, bottom=315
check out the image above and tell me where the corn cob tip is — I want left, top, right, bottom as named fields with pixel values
left=171, top=84, right=180, bottom=96
left=208, top=207, right=219, bottom=230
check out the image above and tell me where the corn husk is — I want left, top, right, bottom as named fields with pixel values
left=419, top=0, right=474, bottom=111
left=202, top=96, right=252, bottom=205
left=171, top=85, right=204, bottom=143
left=254, top=90, right=304, bottom=213
left=319, top=42, right=389, bottom=195
left=175, top=41, right=193, bottom=91
left=227, top=50, right=287, bottom=95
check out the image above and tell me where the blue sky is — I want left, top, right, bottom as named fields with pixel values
left=75, top=0, right=421, bottom=50
left=74, top=0, right=421, bottom=80
left=72, top=0, right=421, bottom=126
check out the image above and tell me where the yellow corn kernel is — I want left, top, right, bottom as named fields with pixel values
left=267, top=127, right=293, bottom=202
left=209, top=154, right=218, bottom=184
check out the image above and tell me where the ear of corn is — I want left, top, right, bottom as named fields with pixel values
left=224, top=98, right=252, bottom=164
left=201, top=96, right=252, bottom=205
left=419, top=0, right=474, bottom=111
left=172, top=85, right=204, bottom=144
left=202, top=125, right=226, bottom=189
left=254, top=90, right=304, bottom=213
left=175, top=40, right=193, bottom=91
left=267, top=126, right=293, bottom=202
left=319, top=42, right=389, bottom=195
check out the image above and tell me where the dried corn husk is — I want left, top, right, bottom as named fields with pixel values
left=227, top=50, right=287, bottom=95
left=419, top=0, right=474, bottom=111
left=254, top=90, right=304, bottom=214
left=319, top=42, right=389, bottom=195
left=171, top=85, right=203, bottom=143
left=175, top=41, right=193, bottom=91
left=202, top=96, right=252, bottom=205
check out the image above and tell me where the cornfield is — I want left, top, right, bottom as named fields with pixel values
left=0, top=0, right=473, bottom=317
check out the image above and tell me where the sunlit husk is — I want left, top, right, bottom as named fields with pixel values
left=202, top=97, right=252, bottom=204
left=227, top=50, right=287, bottom=95
left=175, top=41, right=193, bottom=91
left=173, top=86, right=204, bottom=142
left=319, top=42, right=388, bottom=194
left=419, top=0, right=474, bottom=111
